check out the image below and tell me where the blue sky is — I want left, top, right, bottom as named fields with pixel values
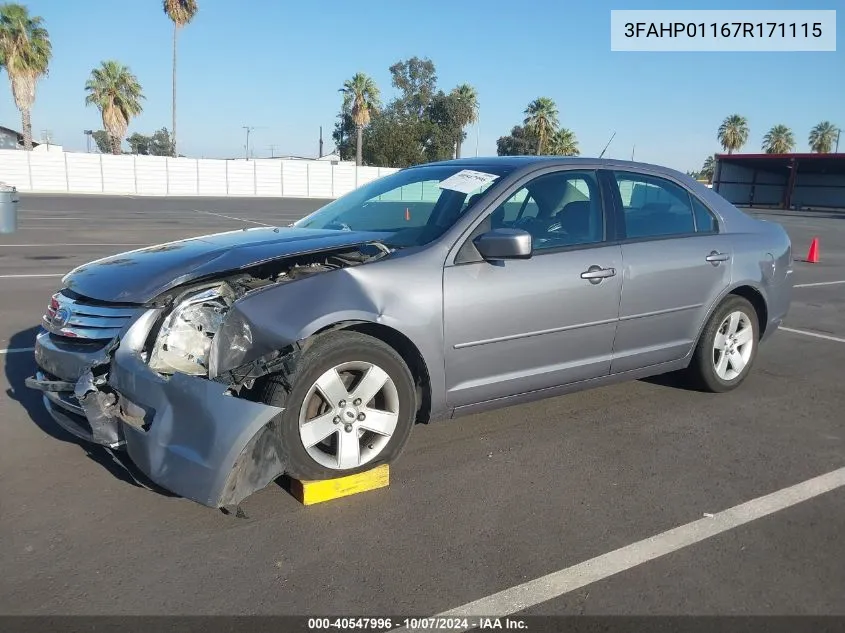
left=1, top=0, right=841, bottom=171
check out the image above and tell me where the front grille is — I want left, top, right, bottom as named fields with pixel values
left=43, top=291, right=141, bottom=341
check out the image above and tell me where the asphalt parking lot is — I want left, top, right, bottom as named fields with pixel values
left=1, top=194, right=844, bottom=618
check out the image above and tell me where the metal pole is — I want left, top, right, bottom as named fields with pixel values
left=475, top=118, right=479, bottom=157
left=243, top=126, right=253, bottom=160
left=836, top=129, right=841, bottom=153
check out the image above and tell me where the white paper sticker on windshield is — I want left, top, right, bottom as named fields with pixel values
left=438, top=169, right=499, bottom=194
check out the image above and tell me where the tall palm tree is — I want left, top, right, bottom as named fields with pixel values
left=717, top=114, right=749, bottom=154
left=163, top=0, right=198, bottom=157
left=0, top=3, right=51, bottom=150
left=762, top=124, right=795, bottom=154
left=340, top=73, right=380, bottom=166
left=84, top=61, right=145, bottom=154
left=524, top=97, right=559, bottom=155
left=808, top=121, right=839, bottom=153
left=451, top=83, right=478, bottom=158
left=546, top=128, right=580, bottom=156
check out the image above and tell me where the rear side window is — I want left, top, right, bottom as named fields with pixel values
left=691, top=197, right=719, bottom=233
left=613, top=172, right=696, bottom=239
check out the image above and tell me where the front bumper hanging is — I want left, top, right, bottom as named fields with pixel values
left=28, top=311, right=286, bottom=508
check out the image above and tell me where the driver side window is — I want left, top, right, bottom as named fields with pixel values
left=489, top=170, right=604, bottom=252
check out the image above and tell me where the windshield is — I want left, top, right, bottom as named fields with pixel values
left=293, top=164, right=512, bottom=248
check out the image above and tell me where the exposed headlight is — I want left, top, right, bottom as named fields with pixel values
left=207, top=310, right=253, bottom=380
left=148, top=285, right=234, bottom=376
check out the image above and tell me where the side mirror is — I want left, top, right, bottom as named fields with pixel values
left=473, top=228, right=532, bottom=260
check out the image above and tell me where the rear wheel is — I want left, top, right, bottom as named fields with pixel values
left=255, top=331, right=416, bottom=480
left=686, top=295, right=759, bottom=393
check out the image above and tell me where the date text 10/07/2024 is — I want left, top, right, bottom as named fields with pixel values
left=624, top=22, right=823, bottom=39
left=307, top=617, right=528, bottom=630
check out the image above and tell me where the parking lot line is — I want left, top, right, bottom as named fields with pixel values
left=397, top=467, right=845, bottom=630
left=0, top=243, right=146, bottom=247
left=780, top=327, right=845, bottom=344
left=793, top=280, right=845, bottom=288
left=0, top=274, right=63, bottom=279
left=194, top=209, right=274, bottom=226
left=0, top=347, right=34, bottom=355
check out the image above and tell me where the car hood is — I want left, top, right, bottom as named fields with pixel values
left=63, top=227, right=388, bottom=304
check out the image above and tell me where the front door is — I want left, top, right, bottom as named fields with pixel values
left=443, top=169, right=623, bottom=408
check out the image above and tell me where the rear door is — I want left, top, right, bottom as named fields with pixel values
left=607, top=170, right=733, bottom=373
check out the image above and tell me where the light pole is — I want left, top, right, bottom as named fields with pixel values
left=836, top=128, right=841, bottom=153
left=243, top=126, right=255, bottom=160
left=475, top=117, right=479, bottom=157
left=84, top=130, right=93, bottom=153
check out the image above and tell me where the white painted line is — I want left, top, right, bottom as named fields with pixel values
left=0, top=273, right=63, bottom=279
left=194, top=209, right=274, bottom=227
left=794, top=280, right=845, bottom=288
left=0, top=347, right=34, bottom=355
left=780, top=326, right=845, bottom=344
left=395, top=467, right=845, bottom=631
left=1, top=243, right=145, bottom=247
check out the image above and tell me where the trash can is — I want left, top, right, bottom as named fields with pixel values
left=0, top=182, right=19, bottom=234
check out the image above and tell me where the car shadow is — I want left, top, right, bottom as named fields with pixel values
left=639, top=371, right=695, bottom=390
left=4, top=326, right=176, bottom=498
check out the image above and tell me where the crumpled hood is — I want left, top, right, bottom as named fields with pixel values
left=63, top=227, right=387, bottom=304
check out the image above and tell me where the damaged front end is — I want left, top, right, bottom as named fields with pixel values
left=27, top=242, right=387, bottom=508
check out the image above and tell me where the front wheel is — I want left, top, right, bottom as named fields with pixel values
left=686, top=295, right=759, bottom=393
left=254, top=331, right=417, bottom=480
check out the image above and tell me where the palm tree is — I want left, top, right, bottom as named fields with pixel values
left=808, top=121, right=839, bottom=153
left=717, top=114, right=749, bottom=154
left=84, top=61, right=145, bottom=154
left=762, top=124, right=795, bottom=154
left=546, top=128, right=580, bottom=156
left=163, top=0, right=198, bottom=157
left=700, top=154, right=716, bottom=182
left=0, top=4, right=51, bottom=150
left=340, top=73, right=380, bottom=166
left=523, top=97, right=559, bottom=155
left=451, top=83, right=478, bottom=158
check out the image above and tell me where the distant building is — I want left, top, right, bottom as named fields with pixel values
left=713, top=153, right=845, bottom=210
left=0, top=125, right=40, bottom=150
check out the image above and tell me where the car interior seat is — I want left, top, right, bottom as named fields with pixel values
left=553, top=200, right=596, bottom=241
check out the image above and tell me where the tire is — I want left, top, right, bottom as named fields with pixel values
left=254, top=330, right=417, bottom=480
left=686, top=295, right=760, bottom=393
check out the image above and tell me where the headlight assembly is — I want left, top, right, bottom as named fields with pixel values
left=148, top=285, right=235, bottom=376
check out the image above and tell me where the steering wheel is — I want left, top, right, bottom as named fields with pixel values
left=545, top=221, right=570, bottom=235
left=513, top=216, right=544, bottom=230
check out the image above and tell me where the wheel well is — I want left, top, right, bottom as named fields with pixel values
left=730, top=285, right=769, bottom=336
left=318, top=322, right=432, bottom=424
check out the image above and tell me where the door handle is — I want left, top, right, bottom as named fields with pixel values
left=581, top=265, right=616, bottom=284
left=705, top=251, right=730, bottom=265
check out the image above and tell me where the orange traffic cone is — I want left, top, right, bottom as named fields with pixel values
left=405, top=208, right=411, bottom=221
left=806, top=237, right=820, bottom=263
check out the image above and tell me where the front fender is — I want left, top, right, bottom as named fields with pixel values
left=212, top=262, right=448, bottom=418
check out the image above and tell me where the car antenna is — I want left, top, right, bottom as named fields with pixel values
left=598, top=131, right=616, bottom=159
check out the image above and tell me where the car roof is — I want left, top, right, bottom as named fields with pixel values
left=422, top=156, right=690, bottom=180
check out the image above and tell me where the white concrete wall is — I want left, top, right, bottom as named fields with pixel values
left=0, top=149, right=400, bottom=198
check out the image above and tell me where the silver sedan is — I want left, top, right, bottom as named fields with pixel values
left=28, top=157, right=793, bottom=508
